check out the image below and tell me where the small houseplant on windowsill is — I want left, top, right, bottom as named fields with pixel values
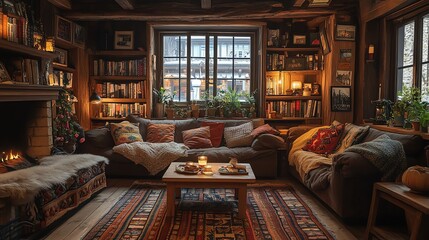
left=153, top=87, right=175, bottom=118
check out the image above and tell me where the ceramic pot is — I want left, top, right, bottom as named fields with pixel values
left=154, top=103, right=165, bottom=118
left=166, top=108, right=174, bottom=119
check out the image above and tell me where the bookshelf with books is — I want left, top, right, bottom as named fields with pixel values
left=89, top=50, right=147, bottom=128
left=264, top=22, right=324, bottom=127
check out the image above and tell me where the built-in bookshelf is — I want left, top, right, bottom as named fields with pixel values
left=89, top=50, right=147, bottom=128
left=264, top=25, right=324, bottom=126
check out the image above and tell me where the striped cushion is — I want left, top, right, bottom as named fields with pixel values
left=223, top=121, right=254, bottom=148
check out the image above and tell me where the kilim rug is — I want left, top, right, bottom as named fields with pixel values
left=83, top=183, right=335, bottom=240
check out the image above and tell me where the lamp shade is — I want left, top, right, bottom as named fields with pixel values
left=90, top=91, right=101, bottom=104
left=291, top=81, right=302, bottom=90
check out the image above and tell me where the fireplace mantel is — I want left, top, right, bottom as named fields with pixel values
left=0, top=84, right=62, bottom=102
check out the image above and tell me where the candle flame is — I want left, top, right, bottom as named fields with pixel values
left=1, top=150, right=21, bottom=162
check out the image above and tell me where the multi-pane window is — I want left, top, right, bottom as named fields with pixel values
left=161, top=33, right=252, bottom=102
left=395, top=13, right=429, bottom=101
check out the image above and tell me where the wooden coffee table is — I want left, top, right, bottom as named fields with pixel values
left=162, top=162, right=256, bottom=219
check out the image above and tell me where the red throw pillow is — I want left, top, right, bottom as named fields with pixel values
left=146, top=123, right=175, bottom=143
left=303, top=124, right=344, bottom=154
left=201, top=122, right=225, bottom=147
left=182, top=126, right=213, bottom=149
left=251, top=124, right=280, bottom=138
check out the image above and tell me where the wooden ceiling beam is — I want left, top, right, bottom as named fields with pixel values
left=48, top=0, right=71, bottom=10
left=63, top=8, right=336, bottom=21
left=115, top=0, right=135, bottom=10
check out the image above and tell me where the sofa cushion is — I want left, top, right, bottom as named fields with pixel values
left=182, top=126, right=213, bottom=149
left=251, top=134, right=285, bottom=150
left=109, top=121, right=143, bottom=145
left=224, top=122, right=254, bottom=148
left=86, top=127, right=115, bottom=149
left=251, top=124, right=280, bottom=138
left=303, top=124, right=344, bottom=154
left=126, top=115, right=199, bottom=143
left=201, top=122, right=225, bottom=147
left=146, top=123, right=175, bottom=143
left=335, top=123, right=370, bottom=154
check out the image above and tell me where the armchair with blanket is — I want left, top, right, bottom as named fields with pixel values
left=285, top=122, right=427, bottom=221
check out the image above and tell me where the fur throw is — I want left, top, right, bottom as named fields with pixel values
left=344, top=134, right=406, bottom=181
left=113, top=142, right=188, bottom=175
left=0, top=154, right=108, bottom=205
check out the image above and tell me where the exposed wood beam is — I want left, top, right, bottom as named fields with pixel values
left=48, top=0, right=71, bottom=10
left=64, top=8, right=336, bottom=21
left=115, top=0, right=135, bottom=10
left=293, top=0, right=306, bottom=7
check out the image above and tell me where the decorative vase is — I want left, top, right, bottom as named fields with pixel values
left=154, top=103, right=165, bottom=118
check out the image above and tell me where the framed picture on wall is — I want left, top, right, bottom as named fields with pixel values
left=293, top=35, right=306, bottom=45
left=331, top=86, right=351, bottom=112
left=114, top=31, right=134, bottom=50
left=335, top=24, right=356, bottom=41
left=319, top=24, right=331, bottom=55
left=73, top=23, right=86, bottom=47
left=335, top=70, right=352, bottom=85
left=55, top=16, right=73, bottom=43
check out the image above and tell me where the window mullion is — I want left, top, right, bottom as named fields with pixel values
left=414, top=16, right=422, bottom=88
left=205, top=34, right=209, bottom=95
left=214, top=36, right=218, bottom=97
left=187, top=33, right=191, bottom=102
left=232, top=37, right=235, bottom=90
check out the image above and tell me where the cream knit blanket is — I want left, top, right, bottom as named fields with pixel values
left=113, top=142, right=189, bottom=175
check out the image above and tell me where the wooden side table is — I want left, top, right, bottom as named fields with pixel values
left=366, top=182, right=429, bottom=240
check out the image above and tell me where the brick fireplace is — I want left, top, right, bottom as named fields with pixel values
left=0, top=85, right=60, bottom=160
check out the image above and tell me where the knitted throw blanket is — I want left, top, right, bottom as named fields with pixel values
left=113, top=142, right=189, bottom=175
left=344, top=135, right=407, bottom=181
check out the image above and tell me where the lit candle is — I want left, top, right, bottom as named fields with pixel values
left=198, top=155, right=208, bottom=167
left=368, top=44, right=375, bottom=60
left=378, top=83, right=381, bottom=100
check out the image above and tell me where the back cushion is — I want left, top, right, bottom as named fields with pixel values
left=224, top=121, right=254, bottom=148
left=303, top=124, right=344, bottom=154
left=182, top=126, right=213, bottom=149
left=146, top=123, right=175, bottom=143
left=84, top=127, right=115, bottom=149
left=201, top=122, right=225, bottom=147
left=109, top=121, right=143, bottom=145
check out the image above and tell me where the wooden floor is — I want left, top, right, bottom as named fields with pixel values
left=42, top=178, right=364, bottom=240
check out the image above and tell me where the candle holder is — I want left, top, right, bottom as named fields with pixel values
left=198, top=155, right=208, bottom=168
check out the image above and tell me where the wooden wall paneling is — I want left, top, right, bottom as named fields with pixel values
left=147, top=23, right=155, bottom=118
left=355, top=18, right=366, bottom=124
left=322, top=15, right=355, bottom=125
left=360, top=0, right=409, bottom=22
left=260, top=24, right=268, bottom=118
left=75, top=48, right=90, bottom=130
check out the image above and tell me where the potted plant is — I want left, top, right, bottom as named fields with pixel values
left=242, top=89, right=257, bottom=118
left=221, top=87, right=242, bottom=117
left=153, top=87, right=175, bottom=118
left=201, top=90, right=217, bottom=117
left=420, top=110, right=429, bottom=133
left=403, top=87, right=428, bottom=131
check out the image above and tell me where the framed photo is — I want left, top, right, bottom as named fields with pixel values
left=309, top=32, right=320, bottom=46
left=73, top=23, right=86, bottom=47
left=114, top=31, right=134, bottom=50
left=312, top=83, right=321, bottom=95
left=335, top=70, right=352, bottom=85
left=55, top=16, right=73, bottom=43
left=335, top=24, right=356, bottom=41
left=293, top=35, right=306, bottom=45
left=331, top=86, right=351, bottom=112
left=0, top=61, right=11, bottom=82
left=53, top=48, right=68, bottom=67
left=319, top=24, right=331, bottom=55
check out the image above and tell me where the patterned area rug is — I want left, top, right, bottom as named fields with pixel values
left=83, top=183, right=335, bottom=240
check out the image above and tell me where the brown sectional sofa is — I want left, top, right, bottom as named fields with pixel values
left=78, top=116, right=286, bottom=178
left=286, top=125, right=428, bottom=221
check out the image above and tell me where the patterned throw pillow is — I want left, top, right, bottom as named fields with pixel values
left=110, top=121, right=143, bottom=145
left=146, top=123, right=175, bottom=143
left=224, top=121, right=254, bottom=148
left=303, top=124, right=344, bottom=154
left=201, top=122, right=225, bottom=147
left=250, top=124, right=280, bottom=138
left=182, top=126, right=213, bottom=149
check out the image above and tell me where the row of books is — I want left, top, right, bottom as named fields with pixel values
left=266, top=54, right=319, bottom=71
left=0, top=1, right=36, bottom=47
left=1, top=58, right=41, bottom=85
left=93, top=58, right=146, bottom=76
left=266, top=100, right=321, bottom=118
left=96, top=82, right=145, bottom=99
left=100, top=103, right=146, bottom=118
left=51, top=70, right=73, bottom=88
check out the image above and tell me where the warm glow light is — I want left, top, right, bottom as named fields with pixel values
left=291, top=81, right=302, bottom=90
left=1, top=150, right=20, bottom=162
left=198, top=155, right=208, bottom=166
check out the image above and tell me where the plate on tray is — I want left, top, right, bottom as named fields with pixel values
left=218, top=167, right=248, bottom=175
left=175, top=164, right=199, bottom=174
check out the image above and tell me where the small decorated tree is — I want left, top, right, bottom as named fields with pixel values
left=52, top=89, right=85, bottom=153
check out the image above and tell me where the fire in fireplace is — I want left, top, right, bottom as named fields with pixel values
left=1, top=149, right=21, bottom=162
